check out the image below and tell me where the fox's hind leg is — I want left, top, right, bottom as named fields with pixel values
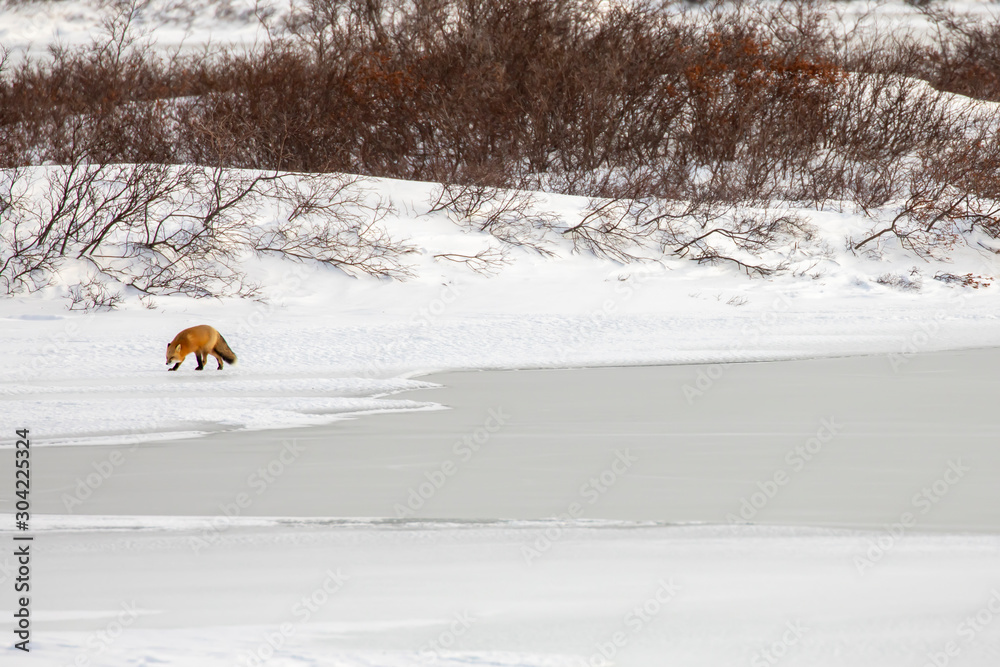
left=211, top=351, right=224, bottom=370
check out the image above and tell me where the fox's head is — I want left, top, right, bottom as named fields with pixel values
left=166, top=343, right=182, bottom=365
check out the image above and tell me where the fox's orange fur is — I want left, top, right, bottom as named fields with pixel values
left=166, top=325, right=237, bottom=371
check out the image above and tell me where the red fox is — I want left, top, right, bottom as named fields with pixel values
left=166, top=325, right=237, bottom=371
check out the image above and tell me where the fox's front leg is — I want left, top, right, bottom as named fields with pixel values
left=195, top=351, right=206, bottom=371
left=169, top=361, right=181, bottom=371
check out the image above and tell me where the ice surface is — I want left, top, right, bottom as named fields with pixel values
left=3, top=518, right=999, bottom=667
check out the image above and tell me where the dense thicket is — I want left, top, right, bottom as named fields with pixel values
left=2, top=0, right=999, bottom=195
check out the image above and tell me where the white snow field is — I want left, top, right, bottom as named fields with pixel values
left=2, top=1, right=1000, bottom=666
left=3, top=204, right=1000, bottom=666
left=3, top=0, right=1000, bottom=63
left=3, top=518, right=1000, bottom=667
left=1, top=104, right=999, bottom=667
left=2, top=169, right=1000, bottom=447
left=2, top=2, right=1000, bottom=452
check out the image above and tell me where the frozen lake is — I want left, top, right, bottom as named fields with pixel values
left=16, top=347, right=1000, bottom=530
left=6, top=348, right=1000, bottom=666
left=18, top=520, right=1000, bottom=667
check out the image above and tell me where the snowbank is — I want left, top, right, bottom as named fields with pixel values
left=3, top=172, right=999, bottom=446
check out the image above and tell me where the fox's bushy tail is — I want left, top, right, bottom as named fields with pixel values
left=214, top=334, right=238, bottom=365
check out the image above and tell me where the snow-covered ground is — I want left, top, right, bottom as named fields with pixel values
left=2, top=0, right=998, bottom=452
left=0, top=0, right=280, bottom=62
left=4, top=0, right=1000, bottom=64
left=3, top=2, right=1000, bottom=666
left=2, top=171, right=999, bottom=446
left=2, top=171, right=998, bottom=665
left=5, top=518, right=1000, bottom=667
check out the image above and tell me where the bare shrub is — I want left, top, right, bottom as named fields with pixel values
left=562, top=197, right=663, bottom=263
left=852, top=134, right=1000, bottom=257
left=255, top=173, right=415, bottom=279
left=874, top=271, right=921, bottom=291
left=433, top=246, right=510, bottom=275
left=0, top=162, right=258, bottom=298
left=0, top=166, right=415, bottom=298
left=914, top=7, right=1000, bottom=103
left=428, top=182, right=557, bottom=256
left=934, top=272, right=992, bottom=288
left=68, top=277, right=125, bottom=311
left=664, top=206, right=813, bottom=277
left=563, top=193, right=811, bottom=276
left=4, top=0, right=1000, bottom=279
left=0, top=2, right=199, bottom=168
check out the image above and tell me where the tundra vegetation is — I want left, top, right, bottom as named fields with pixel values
left=2, top=0, right=1000, bottom=307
